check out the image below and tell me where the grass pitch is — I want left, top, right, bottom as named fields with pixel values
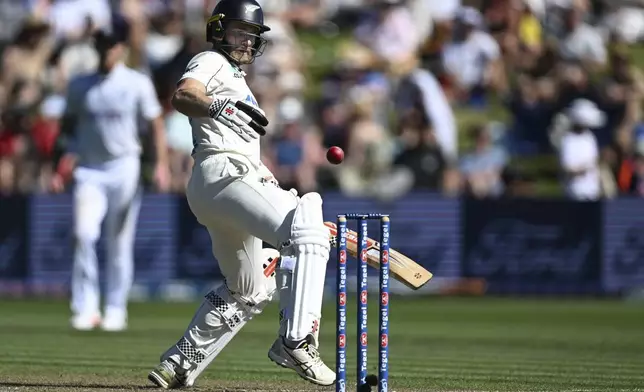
left=0, top=297, right=642, bottom=392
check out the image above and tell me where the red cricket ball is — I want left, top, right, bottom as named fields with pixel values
left=326, top=146, right=344, bottom=165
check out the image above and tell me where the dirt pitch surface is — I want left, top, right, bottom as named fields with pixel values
left=0, top=297, right=642, bottom=392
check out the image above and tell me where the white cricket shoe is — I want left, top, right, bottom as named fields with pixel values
left=101, top=309, right=127, bottom=332
left=268, top=335, right=336, bottom=386
left=148, top=360, right=187, bottom=389
left=70, top=313, right=101, bottom=331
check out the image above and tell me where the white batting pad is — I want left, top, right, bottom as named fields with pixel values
left=276, top=255, right=321, bottom=347
left=281, top=192, right=330, bottom=343
left=162, top=280, right=273, bottom=386
left=276, top=254, right=295, bottom=321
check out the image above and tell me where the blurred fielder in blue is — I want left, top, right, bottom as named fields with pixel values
left=51, top=15, right=170, bottom=332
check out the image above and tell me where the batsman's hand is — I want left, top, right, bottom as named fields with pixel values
left=209, top=98, right=268, bottom=141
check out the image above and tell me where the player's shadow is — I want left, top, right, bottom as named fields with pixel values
left=0, top=381, right=158, bottom=390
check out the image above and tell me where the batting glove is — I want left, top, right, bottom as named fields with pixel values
left=209, top=98, right=268, bottom=141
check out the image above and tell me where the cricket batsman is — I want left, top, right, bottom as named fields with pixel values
left=51, top=15, right=170, bottom=332
left=147, top=0, right=335, bottom=388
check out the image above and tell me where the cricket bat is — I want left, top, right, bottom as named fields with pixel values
left=325, top=221, right=433, bottom=290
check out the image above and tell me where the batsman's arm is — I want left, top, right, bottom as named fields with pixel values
left=172, top=52, right=226, bottom=118
left=171, top=78, right=212, bottom=118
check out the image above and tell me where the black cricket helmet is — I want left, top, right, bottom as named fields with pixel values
left=206, top=0, right=270, bottom=64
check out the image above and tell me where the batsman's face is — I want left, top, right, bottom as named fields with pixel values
left=225, top=21, right=261, bottom=64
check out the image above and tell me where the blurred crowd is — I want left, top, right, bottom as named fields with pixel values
left=1, top=0, right=644, bottom=200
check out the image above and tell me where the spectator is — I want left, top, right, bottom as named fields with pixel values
left=442, top=6, right=506, bottom=104
left=617, top=150, right=644, bottom=197
left=145, top=9, right=185, bottom=71
left=395, top=64, right=458, bottom=162
left=505, top=74, right=557, bottom=154
left=501, top=166, right=536, bottom=197
left=0, top=0, right=30, bottom=47
left=557, top=99, right=603, bottom=200
left=0, top=111, right=19, bottom=194
left=53, top=16, right=100, bottom=89
left=392, top=109, right=448, bottom=191
left=482, top=0, right=516, bottom=53
left=354, top=0, right=420, bottom=75
left=417, top=0, right=460, bottom=76
left=555, top=1, right=607, bottom=70
left=0, top=107, right=33, bottom=194
left=0, top=0, right=640, bottom=200
left=596, top=49, right=643, bottom=151
left=336, top=96, right=393, bottom=197
left=272, top=97, right=305, bottom=191
left=460, top=124, right=508, bottom=198
left=423, top=0, right=461, bottom=28
left=553, top=62, right=600, bottom=115
left=30, top=94, right=64, bottom=192
left=513, top=0, right=545, bottom=70
left=600, top=3, right=644, bottom=45
left=42, top=0, right=111, bottom=41
left=1, top=17, right=54, bottom=108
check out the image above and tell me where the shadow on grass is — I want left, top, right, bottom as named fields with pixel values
left=0, top=381, right=157, bottom=390
left=0, top=382, right=261, bottom=391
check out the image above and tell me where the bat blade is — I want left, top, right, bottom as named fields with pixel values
left=325, top=221, right=433, bottom=290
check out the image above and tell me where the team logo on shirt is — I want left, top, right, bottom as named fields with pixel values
left=229, top=64, right=243, bottom=79
left=245, top=95, right=258, bottom=107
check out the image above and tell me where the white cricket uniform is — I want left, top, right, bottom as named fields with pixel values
left=180, top=51, right=299, bottom=300
left=156, top=50, right=333, bottom=387
left=66, top=63, right=162, bottom=318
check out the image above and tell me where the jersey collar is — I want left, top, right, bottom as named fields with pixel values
left=214, top=49, right=247, bottom=76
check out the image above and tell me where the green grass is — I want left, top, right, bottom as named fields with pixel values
left=0, top=297, right=643, bottom=391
